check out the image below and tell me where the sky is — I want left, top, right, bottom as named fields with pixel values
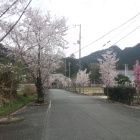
left=33, top=0, right=140, bottom=58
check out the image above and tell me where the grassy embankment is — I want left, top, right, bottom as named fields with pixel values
left=0, top=92, right=37, bottom=115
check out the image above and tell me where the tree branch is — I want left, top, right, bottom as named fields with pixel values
left=0, top=0, right=19, bottom=18
left=0, top=0, right=32, bottom=42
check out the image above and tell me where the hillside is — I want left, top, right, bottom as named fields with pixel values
left=81, top=43, right=140, bottom=70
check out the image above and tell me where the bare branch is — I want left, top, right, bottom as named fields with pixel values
left=0, top=0, right=32, bottom=42
left=0, top=0, right=19, bottom=18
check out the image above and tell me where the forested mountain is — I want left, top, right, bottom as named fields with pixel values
left=58, top=43, right=140, bottom=80
left=81, top=43, right=140, bottom=70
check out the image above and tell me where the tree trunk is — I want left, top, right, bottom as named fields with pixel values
left=137, top=89, right=140, bottom=104
left=35, top=77, right=44, bottom=103
left=106, top=87, right=109, bottom=99
left=79, top=84, right=81, bottom=94
left=83, top=84, right=84, bottom=94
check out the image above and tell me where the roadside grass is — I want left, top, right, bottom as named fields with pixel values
left=0, top=92, right=37, bottom=115
left=80, top=87, right=103, bottom=90
left=69, top=86, right=103, bottom=90
left=69, top=86, right=103, bottom=91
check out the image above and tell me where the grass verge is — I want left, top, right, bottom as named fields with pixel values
left=0, top=117, right=24, bottom=125
left=0, top=92, right=37, bottom=115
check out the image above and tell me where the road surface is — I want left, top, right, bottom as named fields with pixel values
left=43, top=89, right=140, bottom=140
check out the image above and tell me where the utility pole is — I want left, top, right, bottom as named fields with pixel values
left=79, top=24, right=81, bottom=70
left=64, top=52, right=67, bottom=89
left=125, top=64, right=128, bottom=76
left=74, top=24, right=81, bottom=94
left=68, top=62, right=71, bottom=78
left=77, top=24, right=81, bottom=94
left=74, top=24, right=81, bottom=70
left=124, top=64, right=129, bottom=86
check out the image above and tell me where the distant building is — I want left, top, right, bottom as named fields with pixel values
left=117, top=70, right=134, bottom=81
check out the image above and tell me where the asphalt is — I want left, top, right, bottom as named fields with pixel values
left=0, top=91, right=50, bottom=140
left=0, top=89, right=140, bottom=140
left=45, top=89, right=140, bottom=140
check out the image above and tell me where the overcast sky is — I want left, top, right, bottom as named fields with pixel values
left=34, top=0, right=140, bottom=58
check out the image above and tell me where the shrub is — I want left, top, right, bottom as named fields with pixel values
left=104, top=87, right=136, bottom=104
left=0, top=92, right=37, bottom=115
left=22, top=85, right=37, bottom=96
left=0, top=70, right=20, bottom=103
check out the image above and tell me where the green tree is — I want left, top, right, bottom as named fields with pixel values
left=69, top=53, right=75, bottom=58
left=65, top=57, right=79, bottom=78
left=115, top=74, right=130, bottom=85
left=82, top=62, right=90, bottom=73
left=89, top=63, right=100, bottom=83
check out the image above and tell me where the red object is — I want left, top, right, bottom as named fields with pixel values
left=134, top=60, right=140, bottom=88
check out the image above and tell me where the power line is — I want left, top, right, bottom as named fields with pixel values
left=101, top=17, right=140, bottom=47
left=98, top=24, right=140, bottom=51
left=110, top=18, right=139, bottom=41
left=114, top=25, right=140, bottom=45
left=95, top=24, right=140, bottom=52
left=73, top=11, right=140, bottom=54
left=81, top=0, right=107, bottom=33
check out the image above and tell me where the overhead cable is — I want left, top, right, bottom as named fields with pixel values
left=101, top=17, right=140, bottom=47
left=114, top=25, right=140, bottom=45
left=73, top=11, right=140, bottom=54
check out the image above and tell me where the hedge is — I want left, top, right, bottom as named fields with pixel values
left=104, top=87, right=136, bottom=104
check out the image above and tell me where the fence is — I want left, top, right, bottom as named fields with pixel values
left=67, top=86, right=104, bottom=96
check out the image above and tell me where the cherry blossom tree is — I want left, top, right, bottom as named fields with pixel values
left=75, top=69, right=90, bottom=93
left=134, top=60, right=140, bottom=88
left=76, top=69, right=90, bottom=86
left=0, top=0, right=32, bottom=42
left=49, top=74, right=67, bottom=88
left=5, top=8, right=68, bottom=103
left=134, top=60, right=140, bottom=101
left=98, top=50, right=118, bottom=88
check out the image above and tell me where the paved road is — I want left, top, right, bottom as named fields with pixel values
left=43, top=89, right=140, bottom=140
left=0, top=89, right=140, bottom=140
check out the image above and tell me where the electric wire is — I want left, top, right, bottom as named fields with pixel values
left=95, top=22, right=140, bottom=52
left=81, top=0, right=107, bottom=33
left=110, top=18, right=139, bottom=41
left=114, top=25, right=140, bottom=45
left=73, top=11, right=140, bottom=54
left=101, top=16, right=140, bottom=47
